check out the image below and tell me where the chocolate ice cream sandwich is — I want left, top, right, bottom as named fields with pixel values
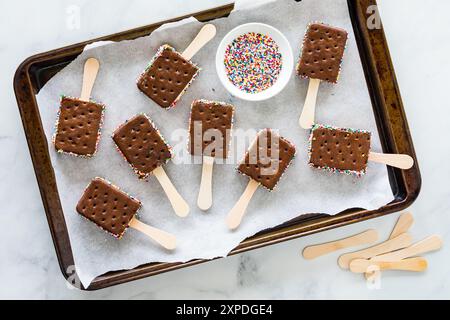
left=112, top=114, right=189, bottom=217
left=226, top=129, right=296, bottom=230
left=189, top=99, right=235, bottom=210
left=297, top=23, right=348, bottom=129
left=308, top=124, right=414, bottom=176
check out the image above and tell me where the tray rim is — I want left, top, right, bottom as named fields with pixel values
left=13, top=0, right=421, bottom=290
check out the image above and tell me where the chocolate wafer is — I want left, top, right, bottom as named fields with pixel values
left=53, top=96, right=104, bottom=157
left=112, top=114, right=172, bottom=179
left=297, top=23, right=348, bottom=84
left=308, top=124, right=371, bottom=176
left=238, top=129, right=296, bottom=191
left=189, top=99, right=234, bottom=158
left=76, top=177, right=141, bottom=238
left=137, top=45, right=199, bottom=109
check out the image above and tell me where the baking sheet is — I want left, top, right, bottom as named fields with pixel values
left=36, top=0, right=393, bottom=287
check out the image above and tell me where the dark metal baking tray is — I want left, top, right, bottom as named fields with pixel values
left=13, top=0, right=421, bottom=290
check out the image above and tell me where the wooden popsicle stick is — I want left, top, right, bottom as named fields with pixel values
left=129, top=218, right=176, bottom=250
left=338, top=233, right=412, bottom=269
left=181, top=24, right=217, bottom=61
left=302, top=229, right=378, bottom=260
left=197, top=156, right=215, bottom=211
left=299, top=78, right=320, bottom=129
left=390, top=212, right=414, bottom=240
left=365, top=235, right=442, bottom=281
left=368, top=152, right=414, bottom=170
left=365, top=212, right=415, bottom=279
left=371, top=235, right=443, bottom=262
left=350, top=257, right=427, bottom=273
left=153, top=166, right=190, bottom=218
left=80, top=58, right=100, bottom=101
left=226, top=179, right=260, bottom=230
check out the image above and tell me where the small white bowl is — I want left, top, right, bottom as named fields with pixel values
left=215, top=22, right=293, bottom=102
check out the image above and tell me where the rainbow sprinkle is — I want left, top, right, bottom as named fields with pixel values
left=224, top=32, right=282, bottom=94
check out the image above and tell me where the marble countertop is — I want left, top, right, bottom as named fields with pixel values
left=1, top=0, right=448, bottom=299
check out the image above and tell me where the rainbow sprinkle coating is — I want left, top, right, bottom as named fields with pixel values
left=224, top=32, right=283, bottom=94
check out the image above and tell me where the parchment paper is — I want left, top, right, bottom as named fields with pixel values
left=36, top=0, right=394, bottom=287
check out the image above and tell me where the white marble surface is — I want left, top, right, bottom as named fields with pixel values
left=0, top=0, right=448, bottom=299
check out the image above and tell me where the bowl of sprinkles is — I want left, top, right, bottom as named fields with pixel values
left=216, top=23, right=293, bottom=101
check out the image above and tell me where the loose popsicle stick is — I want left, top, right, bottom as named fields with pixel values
left=226, top=179, right=260, bottom=230
left=153, top=166, right=190, bottom=218
left=80, top=58, right=100, bottom=101
left=371, top=235, right=443, bottom=262
left=390, top=212, right=414, bottom=240
left=350, top=257, right=427, bottom=273
left=368, top=152, right=414, bottom=170
left=299, top=78, right=321, bottom=129
left=366, top=235, right=441, bottom=279
left=197, top=156, right=215, bottom=211
left=338, top=233, right=412, bottom=269
left=365, top=212, right=415, bottom=279
left=181, top=24, right=217, bottom=61
left=302, top=229, right=378, bottom=260
left=129, top=218, right=177, bottom=250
